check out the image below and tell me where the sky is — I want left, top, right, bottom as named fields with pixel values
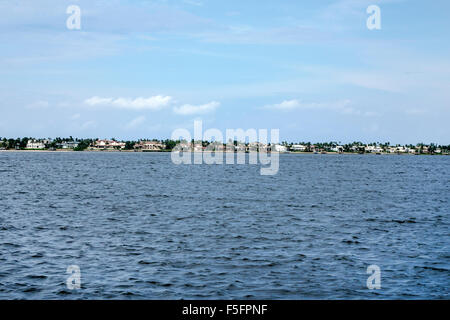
left=0, top=0, right=449, bottom=144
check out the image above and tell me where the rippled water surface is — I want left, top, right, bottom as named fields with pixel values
left=0, top=152, right=448, bottom=299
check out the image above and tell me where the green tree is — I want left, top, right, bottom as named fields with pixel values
left=164, top=139, right=177, bottom=150
left=125, top=141, right=136, bottom=150
left=73, top=139, right=91, bottom=151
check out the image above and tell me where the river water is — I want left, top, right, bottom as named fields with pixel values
left=0, top=152, right=448, bottom=299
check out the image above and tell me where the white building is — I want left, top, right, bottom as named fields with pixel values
left=291, top=144, right=307, bottom=152
left=331, top=146, right=344, bottom=153
left=271, top=144, right=287, bottom=153
left=26, top=140, right=46, bottom=149
left=365, top=145, right=383, bottom=153
left=193, top=144, right=203, bottom=152
left=58, top=141, right=79, bottom=149
left=246, top=142, right=268, bottom=152
left=134, top=141, right=165, bottom=151
left=230, top=144, right=246, bottom=152
left=388, top=146, right=409, bottom=153
left=93, top=139, right=125, bottom=150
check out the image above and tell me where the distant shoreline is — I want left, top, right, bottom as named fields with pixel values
left=0, top=149, right=447, bottom=155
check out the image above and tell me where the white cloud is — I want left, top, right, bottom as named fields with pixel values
left=265, top=99, right=351, bottom=111
left=173, top=101, right=220, bottom=115
left=125, top=116, right=146, bottom=129
left=266, top=99, right=304, bottom=110
left=71, top=113, right=81, bottom=120
left=84, top=95, right=172, bottom=110
left=84, top=96, right=112, bottom=106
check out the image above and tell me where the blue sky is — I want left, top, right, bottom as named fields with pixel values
left=1, top=0, right=449, bottom=144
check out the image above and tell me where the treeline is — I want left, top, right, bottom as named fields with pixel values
left=283, top=141, right=449, bottom=153
left=0, top=137, right=179, bottom=151
left=1, top=137, right=449, bottom=153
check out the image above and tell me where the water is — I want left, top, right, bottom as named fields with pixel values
left=0, top=152, right=448, bottom=299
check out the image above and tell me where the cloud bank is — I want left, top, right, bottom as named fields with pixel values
left=173, top=101, right=220, bottom=115
left=84, top=96, right=172, bottom=110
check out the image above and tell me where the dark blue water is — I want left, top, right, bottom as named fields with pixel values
left=0, top=152, right=448, bottom=299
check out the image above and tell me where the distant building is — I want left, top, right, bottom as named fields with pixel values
left=229, top=144, right=246, bottom=152
left=57, top=141, right=79, bottom=149
left=171, top=142, right=191, bottom=151
left=271, top=144, right=287, bottom=153
left=291, top=144, right=307, bottom=152
left=26, top=140, right=46, bottom=149
left=193, top=144, right=203, bottom=152
left=365, top=145, right=383, bottom=153
left=134, top=140, right=165, bottom=151
left=331, top=145, right=344, bottom=153
left=388, top=147, right=397, bottom=153
left=93, top=139, right=125, bottom=150
left=208, top=142, right=225, bottom=151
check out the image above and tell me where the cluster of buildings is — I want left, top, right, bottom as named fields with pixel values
left=286, top=143, right=443, bottom=154
left=353, top=144, right=441, bottom=154
left=25, top=139, right=48, bottom=149
left=132, top=140, right=165, bottom=151
left=176, top=142, right=282, bottom=152
left=89, top=139, right=166, bottom=151
left=24, top=139, right=79, bottom=150
left=0, top=138, right=446, bottom=155
left=0, top=139, right=81, bottom=150
left=90, top=139, right=125, bottom=150
left=11, top=139, right=166, bottom=151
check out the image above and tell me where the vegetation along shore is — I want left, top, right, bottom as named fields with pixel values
left=0, top=137, right=448, bottom=155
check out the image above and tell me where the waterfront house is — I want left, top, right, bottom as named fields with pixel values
left=57, top=141, right=79, bottom=149
left=134, top=140, right=165, bottom=151
left=388, top=146, right=407, bottom=153
left=208, top=142, right=225, bottom=151
left=246, top=142, right=269, bottom=152
left=365, top=145, right=383, bottom=153
left=193, top=144, right=203, bottom=152
left=331, top=145, right=344, bottom=153
left=26, top=139, right=46, bottom=149
left=291, top=144, right=307, bottom=152
left=93, top=139, right=125, bottom=150
left=271, top=144, right=288, bottom=153
left=247, top=142, right=258, bottom=152
left=173, top=142, right=191, bottom=151
left=234, top=144, right=246, bottom=152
